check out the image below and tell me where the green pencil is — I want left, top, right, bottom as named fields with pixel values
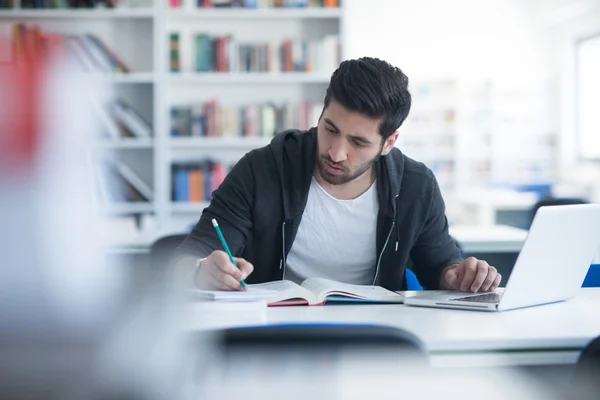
left=212, top=218, right=247, bottom=289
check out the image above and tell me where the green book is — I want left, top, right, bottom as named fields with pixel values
left=169, top=33, right=180, bottom=73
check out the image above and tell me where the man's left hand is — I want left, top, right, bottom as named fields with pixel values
left=441, top=257, right=502, bottom=292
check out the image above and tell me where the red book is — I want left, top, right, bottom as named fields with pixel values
left=211, top=163, right=226, bottom=192
left=282, top=40, right=293, bottom=72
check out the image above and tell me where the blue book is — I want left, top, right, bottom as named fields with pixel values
left=174, top=167, right=189, bottom=202
left=203, top=161, right=214, bottom=201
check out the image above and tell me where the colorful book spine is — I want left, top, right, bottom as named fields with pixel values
left=170, top=101, right=322, bottom=138
left=11, top=23, right=132, bottom=74
left=196, top=0, right=339, bottom=8
left=191, top=34, right=339, bottom=73
left=170, top=33, right=180, bottom=73
left=172, top=162, right=231, bottom=202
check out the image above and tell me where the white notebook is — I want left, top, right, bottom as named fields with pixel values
left=188, top=287, right=279, bottom=303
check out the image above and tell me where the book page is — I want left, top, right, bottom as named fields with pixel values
left=301, top=277, right=404, bottom=303
left=247, top=280, right=317, bottom=305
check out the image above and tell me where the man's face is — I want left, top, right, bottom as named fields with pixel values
left=316, top=100, right=397, bottom=186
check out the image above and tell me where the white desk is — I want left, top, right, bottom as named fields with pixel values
left=456, top=190, right=538, bottom=226
left=449, top=224, right=527, bottom=253
left=185, top=289, right=600, bottom=368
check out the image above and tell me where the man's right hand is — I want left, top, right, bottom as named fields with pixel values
left=195, top=250, right=254, bottom=291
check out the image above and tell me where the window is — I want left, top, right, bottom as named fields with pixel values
left=576, top=34, right=600, bottom=159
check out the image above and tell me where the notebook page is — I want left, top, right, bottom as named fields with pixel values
left=301, top=277, right=404, bottom=302
left=247, top=280, right=317, bottom=304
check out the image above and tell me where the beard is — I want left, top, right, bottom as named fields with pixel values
left=317, top=150, right=382, bottom=186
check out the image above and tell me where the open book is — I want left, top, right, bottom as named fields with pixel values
left=248, top=277, right=405, bottom=306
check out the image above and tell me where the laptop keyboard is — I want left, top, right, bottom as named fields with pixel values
left=450, top=292, right=503, bottom=303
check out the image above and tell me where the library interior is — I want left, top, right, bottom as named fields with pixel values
left=1, top=0, right=600, bottom=399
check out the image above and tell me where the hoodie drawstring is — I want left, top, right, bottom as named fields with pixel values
left=372, top=194, right=400, bottom=285
left=394, top=195, right=399, bottom=251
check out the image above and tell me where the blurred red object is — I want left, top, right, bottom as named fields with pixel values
left=0, top=60, right=42, bottom=169
left=0, top=25, right=64, bottom=172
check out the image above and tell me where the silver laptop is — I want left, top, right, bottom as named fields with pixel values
left=404, top=204, right=600, bottom=312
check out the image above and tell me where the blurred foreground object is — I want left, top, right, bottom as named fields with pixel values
left=0, top=36, right=192, bottom=400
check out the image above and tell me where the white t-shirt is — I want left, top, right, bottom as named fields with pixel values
left=285, top=177, right=379, bottom=285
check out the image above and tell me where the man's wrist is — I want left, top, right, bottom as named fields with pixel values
left=439, top=263, right=460, bottom=290
left=173, top=256, right=206, bottom=287
left=194, top=257, right=207, bottom=277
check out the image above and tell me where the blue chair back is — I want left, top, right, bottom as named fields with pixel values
left=583, top=264, right=600, bottom=288
left=405, top=268, right=423, bottom=290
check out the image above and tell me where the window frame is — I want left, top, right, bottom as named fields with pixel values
left=575, top=32, right=600, bottom=160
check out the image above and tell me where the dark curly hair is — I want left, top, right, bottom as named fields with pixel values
left=324, top=57, right=412, bottom=140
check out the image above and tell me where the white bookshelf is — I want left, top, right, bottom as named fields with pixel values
left=169, top=136, right=272, bottom=149
left=0, top=8, right=155, bottom=18
left=163, top=3, right=344, bottom=232
left=105, top=73, right=156, bottom=84
left=398, top=79, right=557, bottom=205
left=1, top=0, right=160, bottom=220
left=93, top=138, right=154, bottom=149
left=101, top=202, right=155, bottom=215
left=0, top=1, right=343, bottom=238
left=169, top=72, right=332, bottom=84
left=170, top=202, right=210, bottom=214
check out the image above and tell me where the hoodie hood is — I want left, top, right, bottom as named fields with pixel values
left=269, top=128, right=318, bottom=221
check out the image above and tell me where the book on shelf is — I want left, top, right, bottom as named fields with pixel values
left=193, top=277, right=404, bottom=306
left=172, top=161, right=230, bottom=203
left=187, top=33, right=339, bottom=73
left=109, top=100, right=152, bottom=138
left=0, top=0, right=15, bottom=9
left=194, top=0, right=339, bottom=8
left=19, top=0, right=120, bottom=8
left=169, top=33, right=180, bottom=72
left=94, top=98, right=152, bottom=139
left=170, top=100, right=321, bottom=137
left=94, top=158, right=154, bottom=204
left=10, top=24, right=131, bottom=74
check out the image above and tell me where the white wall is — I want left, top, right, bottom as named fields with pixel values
left=555, top=7, right=600, bottom=175
left=342, top=0, right=556, bottom=81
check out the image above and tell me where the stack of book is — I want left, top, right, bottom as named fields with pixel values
left=195, top=0, right=339, bottom=8
left=186, top=34, right=339, bottom=73
left=170, top=100, right=321, bottom=137
left=172, top=161, right=232, bottom=203
left=94, top=158, right=154, bottom=204
left=20, top=0, right=120, bottom=8
left=11, top=23, right=130, bottom=74
left=94, top=99, right=153, bottom=139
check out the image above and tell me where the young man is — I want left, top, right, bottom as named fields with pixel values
left=174, top=57, right=501, bottom=293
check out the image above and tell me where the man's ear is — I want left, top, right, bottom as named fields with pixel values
left=381, top=131, right=399, bottom=156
